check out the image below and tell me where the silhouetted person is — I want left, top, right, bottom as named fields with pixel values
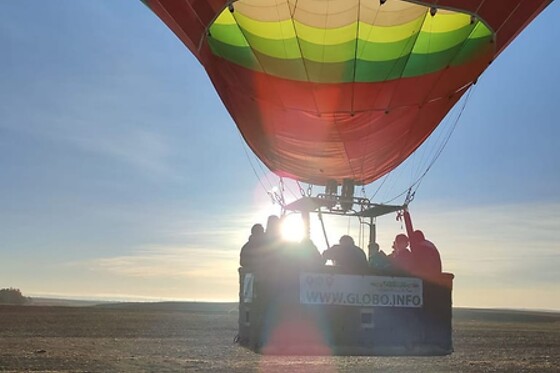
left=262, top=215, right=285, bottom=267
left=388, top=233, right=413, bottom=273
left=240, top=224, right=266, bottom=268
left=410, top=230, right=442, bottom=278
left=265, top=215, right=282, bottom=243
left=323, top=235, right=368, bottom=272
left=294, top=238, right=325, bottom=269
left=368, top=242, right=391, bottom=271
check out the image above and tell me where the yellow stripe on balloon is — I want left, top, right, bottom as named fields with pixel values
left=421, top=11, right=472, bottom=33
left=233, top=11, right=296, bottom=40
left=213, top=9, right=237, bottom=25
left=293, top=21, right=357, bottom=46
left=358, top=17, right=425, bottom=43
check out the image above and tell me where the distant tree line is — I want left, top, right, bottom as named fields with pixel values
left=0, top=288, right=31, bottom=305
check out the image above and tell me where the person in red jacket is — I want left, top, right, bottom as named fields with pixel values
left=410, top=230, right=442, bottom=279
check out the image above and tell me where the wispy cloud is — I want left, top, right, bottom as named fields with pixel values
left=89, top=245, right=236, bottom=280
left=157, top=210, right=266, bottom=243
left=0, top=52, right=181, bottom=180
left=63, top=125, right=175, bottom=178
left=6, top=111, right=177, bottom=179
left=67, top=244, right=240, bottom=301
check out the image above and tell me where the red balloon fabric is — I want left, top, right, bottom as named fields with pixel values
left=142, top=0, right=551, bottom=185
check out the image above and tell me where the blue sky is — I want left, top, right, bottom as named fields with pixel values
left=1, top=1, right=558, bottom=309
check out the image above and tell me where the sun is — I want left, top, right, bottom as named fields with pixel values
left=281, top=214, right=305, bottom=242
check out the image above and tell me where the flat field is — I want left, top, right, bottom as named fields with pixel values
left=0, top=303, right=558, bottom=372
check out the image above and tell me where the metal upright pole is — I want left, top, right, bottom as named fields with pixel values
left=403, top=209, right=415, bottom=242
left=367, top=217, right=378, bottom=261
left=302, top=210, right=310, bottom=239
left=318, top=210, right=330, bottom=249
left=369, top=217, right=376, bottom=244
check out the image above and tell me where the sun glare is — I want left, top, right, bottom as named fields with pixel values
left=281, top=214, right=305, bottom=242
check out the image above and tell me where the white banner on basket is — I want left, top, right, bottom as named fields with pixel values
left=300, top=272, right=423, bottom=308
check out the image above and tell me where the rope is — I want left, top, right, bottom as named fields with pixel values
left=381, top=85, right=475, bottom=204
left=237, top=132, right=272, bottom=195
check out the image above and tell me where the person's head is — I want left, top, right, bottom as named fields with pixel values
left=392, top=234, right=409, bottom=251
left=412, top=230, right=425, bottom=241
left=265, top=215, right=281, bottom=237
left=339, top=235, right=355, bottom=247
left=251, top=223, right=264, bottom=236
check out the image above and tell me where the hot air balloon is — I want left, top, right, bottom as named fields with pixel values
left=141, top=0, right=552, bottom=356
left=142, top=0, right=551, bottom=186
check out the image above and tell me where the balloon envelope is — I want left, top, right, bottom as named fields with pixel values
left=142, top=0, right=551, bottom=185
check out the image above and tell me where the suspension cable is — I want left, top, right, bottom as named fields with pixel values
left=237, top=133, right=272, bottom=195
left=381, top=85, right=475, bottom=204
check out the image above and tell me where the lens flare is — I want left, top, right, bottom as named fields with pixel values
left=281, top=214, right=305, bottom=242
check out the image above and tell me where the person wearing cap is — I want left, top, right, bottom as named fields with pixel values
left=409, top=230, right=442, bottom=279
left=323, top=235, right=369, bottom=272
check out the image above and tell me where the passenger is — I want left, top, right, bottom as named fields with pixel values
left=297, top=238, right=325, bottom=269
left=264, top=215, right=282, bottom=244
left=410, top=230, right=442, bottom=278
left=388, top=233, right=413, bottom=273
left=323, top=235, right=369, bottom=272
left=368, top=242, right=391, bottom=271
left=239, top=224, right=265, bottom=268
left=263, top=215, right=286, bottom=267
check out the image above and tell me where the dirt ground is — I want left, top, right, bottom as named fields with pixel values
left=0, top=304, right=558, bottom=372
